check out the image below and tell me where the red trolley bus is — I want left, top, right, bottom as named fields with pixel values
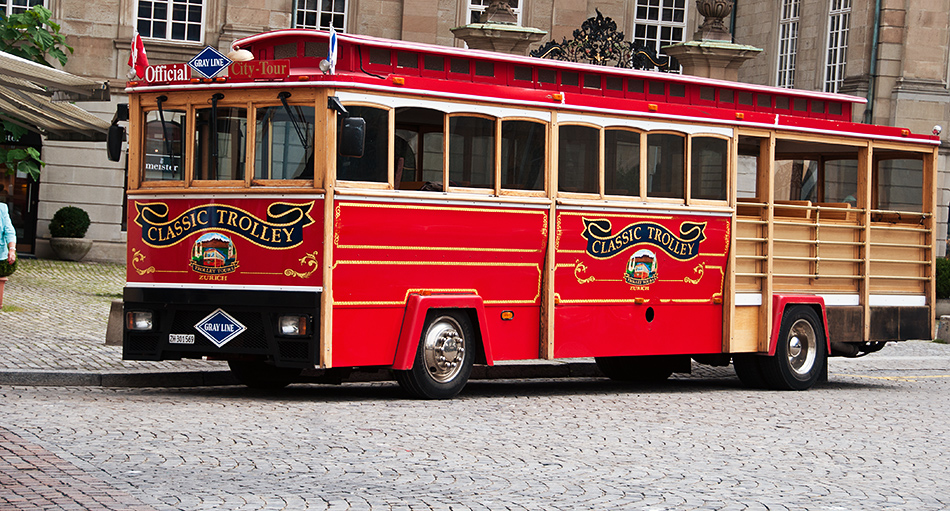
left=117, top=29, right=939, bottom=398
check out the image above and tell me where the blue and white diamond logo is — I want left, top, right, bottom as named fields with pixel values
left=188, top=46, right=231, bottom=79
left=195, top=308, right=246, bottom=348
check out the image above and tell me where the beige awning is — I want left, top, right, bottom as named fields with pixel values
left=0, top=51, right=111, bottom=142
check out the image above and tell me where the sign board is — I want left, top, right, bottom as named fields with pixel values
left=188, top=46, right=232, bottom=79
left=143, top=63, right=191, bottom=84
left=229, top=59, right=291, bottom=80
left=195, top=308, right=246, bottom=348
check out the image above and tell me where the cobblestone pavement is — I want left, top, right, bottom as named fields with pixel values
left=0, top=259, right=226, bottom=373
left=1, top=341, right=948, bottom=510
left=2, top=260, right=950, bottom=509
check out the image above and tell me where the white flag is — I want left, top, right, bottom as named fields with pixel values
left=328, top=26, right=338, bottom=74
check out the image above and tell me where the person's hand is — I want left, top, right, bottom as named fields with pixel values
left=7, top=248, right=14, bottom=264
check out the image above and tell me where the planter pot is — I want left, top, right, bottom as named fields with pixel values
left=0, top=276, right=6, bottom=307
left=50, top=237, right=93, bottom=261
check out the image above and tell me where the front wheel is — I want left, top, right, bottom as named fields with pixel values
left=760, top=305, right=827, bottom=390
left=394, top=310, right=475, bottom=399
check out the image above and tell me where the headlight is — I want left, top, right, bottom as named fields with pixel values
left=278, top=315, right=310, bottom=336
left=126, top=311, right=153, bottom=331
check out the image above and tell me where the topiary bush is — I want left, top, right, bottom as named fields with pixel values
left=936, top=257, right=950, bottom=300
left=0, top=259, right=15, bottom=278
left=49, top=206, right=90, bottom=238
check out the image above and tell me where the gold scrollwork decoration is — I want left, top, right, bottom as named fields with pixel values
left=684, top=263, right=705, bottom=285
left=574, top=259, right=595, bottom=284
left=131, top=248, right=156, bottom=276
left=284, top=251, right=320, bottom=278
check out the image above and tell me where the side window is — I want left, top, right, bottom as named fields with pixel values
left=194, top=106, right=247, bottom=181
left=823, top=159, right=857, bottom=205
left=876, top=158, right=923, bottom=213
left=254, top=104, right=315, bottom=180
left=337, top=105, right=388, bottom=183
left=449, top=115, right=495, bottom=189
left=501, top=120, right=545, bottom=191
left=143, top=110, right=185, bottom=181
left=690, top=136, right=727, bottom=201
left=395, top=107, right=444, bottom=190
left=646, top=132, right=684, bottom=199
left=605, top=128, right=640, bottom=196
left=774, top=159, right=818, bottom=202
left=558, top=125, right=599, bottom=194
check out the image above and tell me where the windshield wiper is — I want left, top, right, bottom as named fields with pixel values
left=277, top=91, right=310, bottom=152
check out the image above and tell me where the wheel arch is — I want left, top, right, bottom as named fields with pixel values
left=768, top=295, right=831, bottom=356
left=391, top=293, right=494, bottom=370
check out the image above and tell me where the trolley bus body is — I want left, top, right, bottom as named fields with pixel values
left=120, top=29, right=939, bottom=397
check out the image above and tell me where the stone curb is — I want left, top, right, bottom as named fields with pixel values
left=0, top=362, right=603, bottom=388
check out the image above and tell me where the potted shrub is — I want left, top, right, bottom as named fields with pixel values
left=0, top=258, right=15, bottom=307
left=49, top=206, right=92, bottom=261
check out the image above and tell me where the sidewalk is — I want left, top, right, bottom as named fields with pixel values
left=0, top=259, right=599, bottom=387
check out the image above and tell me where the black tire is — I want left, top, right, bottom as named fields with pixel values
left=394, top=310, right=475, bottom=399
left=760, top=305, right=827, bottom=390
left=732, top=353, right=768, bottom=389
left=594, top=355, right=676, bottom=382
left=228, top=360, right=302, bottom=389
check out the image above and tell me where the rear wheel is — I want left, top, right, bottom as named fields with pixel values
left=594, top=355, right=677, bottom=382
left=394, top=310, right=474, bottom=399
left=228, top=360, right=302, bottom=389
left=760, top=305, right=827, bottom=390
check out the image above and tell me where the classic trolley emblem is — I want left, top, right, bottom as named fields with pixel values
left=191, top=232, right=238, bottom=275
left=194, top=308, right=246, bottom=348
left=134, top=201, right=315, bottom=249
left=625, top=249, right=658, bottom=285
left=581, top=218, right=707, bottom=260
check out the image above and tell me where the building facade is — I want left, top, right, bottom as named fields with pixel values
left=7, top=0, right=948, bottom=260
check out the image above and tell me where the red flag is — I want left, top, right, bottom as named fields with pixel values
left=128, top=32, right=149, bottom=79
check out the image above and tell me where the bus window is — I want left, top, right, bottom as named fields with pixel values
left=143, top=110, right=185, bottom=181
left=876, top=158, right=923, bottom=212
left=823, top=159, right=858, bottom=206
left=254, top=105, right=315, bottom=180
left=337, top=106, right=388, bottom=183
left=646, top=132, right=684, bottom=199
left=395, top=107, right=444, bottom=190
left=194, top=106, right=247, bottom=181
left=558, top=125, right=599, bottom=194
left=501, top=120, right=545, bottom=191
left=690, top=136, right=727, bottom=201
left=605, top=128, right=640, bottom=197
left=736, top=135, right=763, bottom=200
left=774, top=159, right=818, bottom=202
left=449, top=115, right=494, bottom=189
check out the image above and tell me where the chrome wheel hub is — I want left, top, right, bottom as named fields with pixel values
left=786, top=318, right=817, bottom=378
left=423, top=316, right=466, bottom=383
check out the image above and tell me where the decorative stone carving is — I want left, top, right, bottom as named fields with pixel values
left=695, top=0, right=734, bottom=41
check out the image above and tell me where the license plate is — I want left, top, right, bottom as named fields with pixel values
left=169, top=334, right=195, bottom=344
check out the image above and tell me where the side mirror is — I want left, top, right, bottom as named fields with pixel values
left=339, top=117, right=365, bottom=158
left=107, top=124, right=126, bottom=162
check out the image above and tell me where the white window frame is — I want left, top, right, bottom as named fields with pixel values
left=294, top=0, right=347, bottom=32
left=136, top=0, right=206, bottom=43
left=467, top=0, right=522, bottom=25
left=823, top=0, right=851, bottom=93
left=776, top=0, right=800, bottom=88
left=3, top=0, right=45, bottom=15
left=632, top=0, right=687, bottom=71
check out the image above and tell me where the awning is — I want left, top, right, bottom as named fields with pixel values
left=0, top=51, right=111, bottom=142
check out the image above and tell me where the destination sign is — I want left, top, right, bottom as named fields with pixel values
left=229, top=59, right=290, bottom=80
